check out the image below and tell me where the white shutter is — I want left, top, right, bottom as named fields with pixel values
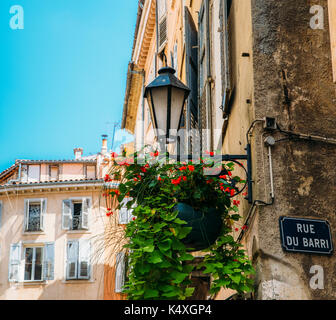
left=62, top=200, right=73, bottom=230
left=43, top=242, right=55, bottom=281
left=78, top=240, right=91, bottom=280
left=24, top=199, right=30, bottom=232
left=0, top=201, right=2, bottom=229
left=173, top=42, right=178, bottom=75
left=157, top=0, right=167, bottom=51
left=115, top=252, right=126, bottom=293
left=21, top=165, right=28, bottom=182
left=40, top=199, right=46, bottom=231
left=66, top=241, right=78, bottom=280
left=119, top=199, right=130, bottom=225
left=81, top=198, right=90, bottom=230
left=8, top=243, right=22, bottom=282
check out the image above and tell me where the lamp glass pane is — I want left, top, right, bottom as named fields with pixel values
left=150, top=87, right=168, bottom=136
left=170, top=88, right=186, bottom=133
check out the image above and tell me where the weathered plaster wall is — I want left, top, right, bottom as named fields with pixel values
left=250, top=0, right=336, bottom=299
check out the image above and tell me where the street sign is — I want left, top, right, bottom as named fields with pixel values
left=279, top=216, right=333, bottom=255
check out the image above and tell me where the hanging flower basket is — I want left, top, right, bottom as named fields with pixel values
left=175, top=203, right=223, bottom=251
left=107, top=150, right=255, bottom=300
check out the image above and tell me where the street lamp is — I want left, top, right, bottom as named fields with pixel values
left=144, top=66, right=253, bottom=203
left=144, top=67, right=190, bottom=142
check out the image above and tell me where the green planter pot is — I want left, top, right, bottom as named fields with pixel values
left=175, top=203, right=223, bottom=252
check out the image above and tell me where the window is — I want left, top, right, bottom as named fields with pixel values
left=66, top=240, right=91, bottom=280
left=86, top=165, right=96, bottom=180
left=62, top=198, right=90, bottom=231
left=24, top=247, right=43, bottom=281
left=21, top=165, right=40, bottom=183
left=118, top=198, right=135, bottom=225
left=49, top=165, right=59, bottom=181
left=8, top=242, right=55, bottom=282
left=24, top=199, right=46, bottom=232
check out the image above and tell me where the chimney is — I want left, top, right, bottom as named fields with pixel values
left=101, top=135, right=108, bottom=155
left=74, top=148, right=83, bottom=160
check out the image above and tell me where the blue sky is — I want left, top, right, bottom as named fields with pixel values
left=0, top=0, right=137, bottom=172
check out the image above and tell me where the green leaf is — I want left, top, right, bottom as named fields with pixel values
left=173, top=218, right=188, bottom=225
left=185, top=287, right=195, bottom=297
left=158, top=239, right=172, bottom=252
left=176, top=227, right=192, bottom=240
left=147, top=251, right=163, bottom=264
left=171, top=271, right=189, bottom=284
left=144, top=289, right=159, bottom=299
left=179, top=252, right=194, bottom=262
left=229, top=274, right=241, bottom=285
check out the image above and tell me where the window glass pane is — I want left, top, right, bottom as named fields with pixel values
left=28, top=204, right=41, bottom=231
left=72, top=203, right=82, bottom=230
left=24, top=248, right=33, bottom=281
left=34, top=248, right=43, bottom=281
left=79, top=262, right=88, bottom=277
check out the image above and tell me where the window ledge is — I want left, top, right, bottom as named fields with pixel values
left=22, top=232, right=46, bottom=236
left=66, top=230, right=91, bottom=234
left=62, top=279, right=95, bottom=284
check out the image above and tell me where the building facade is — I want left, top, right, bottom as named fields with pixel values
left=0, top=137, right=127, bottom=300
left=122, top=0, right=336, bottom=299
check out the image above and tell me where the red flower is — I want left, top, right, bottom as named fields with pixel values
left=219, top=175, right=227, bottom=180
left=151, top=151, right=159, bottom=157
left=228, top=171, right=232, bottom=177
left=225, top=187, right=231, bottom=193
left=134, top=178, right=138, bottom=182
left=158, top=176, right=163, bottom=181
left=179, top=166, right=187, bottom=171
left=230, top=189, right=236, bottom=197
left=111, top=152, right=118, bottom=158
left=235, top=228, right=239, bottom=232
left=243, top=192, right=248, bottom=197
left=132, top=217, right=136, bottom=221
left=171, top=177, right=182, bottom=185
left=233, top=200, right=241, bottom=206
left=144, top=164, right=150, bottom=168
left=242, top=225, right=248, bottom=231
left=188, top=165, right=195, bottom=172
left=141, top=167, right=147, bottom=173
left=104, top=174, right=112, bottom=182
left=182, top=176, right=187, bottom=182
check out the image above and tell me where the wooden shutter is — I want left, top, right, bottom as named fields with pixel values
left=21, top=165, right=28, bottom=182
left=115, top=252, right=126, bottom=293
left=157, top=0, right=167, bottom=51
left=78, top=240, right=91, bottom=280
left=24, top=199, right=30, bottom=232
left=62, top=200, right=73, bottom=230
left=66, top=241, right=78, bottom=280
left=81, top=198, right=90, bottom=230
left=220, top=0, right=232, bottom=114
left=40, top=199, right=47, bottom=231
left=8, top=243, right=21, bottom=282
left=119, top=199, right=130, bottom=225
left=198, top=0, right=212, bottom=152
left=43, top=242, right=55, bottom=281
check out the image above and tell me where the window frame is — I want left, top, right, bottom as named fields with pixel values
left=62, top=197, right=91, bottom=231
left=24, top=198, right=47, bottom=233
left=65, top=240, right=91, bottom=281
left=23, top=246, right=44, bottom=283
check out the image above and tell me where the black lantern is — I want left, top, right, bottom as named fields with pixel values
left=144, top=67, right=190, bottom=142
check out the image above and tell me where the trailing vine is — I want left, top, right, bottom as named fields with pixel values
left=106, top=150, right=255, bottom=300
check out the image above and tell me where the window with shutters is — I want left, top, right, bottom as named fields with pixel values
left=62, top=198, right=90, bottom=231
left=9, top=242, right=55, bottom=283
left=157, top=0, right=167, bottom=52
left=24, top=199, right=46, bottom=232
left=118, top=198, right=135, bottom=225
left=66, top=240, right=91, bottom=280
left=21, top=165, right=40, bottom=183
